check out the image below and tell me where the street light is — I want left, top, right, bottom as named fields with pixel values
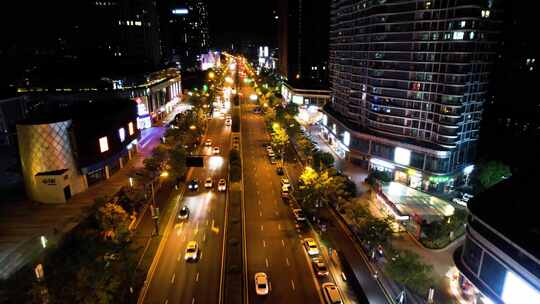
left=189, top=125, right=197, bottom=130
left=209, top=71, right=215, bottom=79
left=160, top=171, right=169, bottom=178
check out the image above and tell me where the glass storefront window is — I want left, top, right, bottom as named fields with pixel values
left=463, top=236, right=482, bottom=274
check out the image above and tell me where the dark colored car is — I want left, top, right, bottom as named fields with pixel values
left=188, top=179, right=199, bottom=191
left=276, top=166, right=284, bottom=175
left=178, top=206, right=189, bottom=220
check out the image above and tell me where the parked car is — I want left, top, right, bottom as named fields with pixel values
left=281, top=186, right=289, bottom=198
left=322, top=282, right=343, bottom=304
left=213, top=146, right=220, bottom=155
left=205, top=139, right=212, bottom=146
left=304, top=238, right=320, bottom=256
left=292, top=208, right=306, bottom=221
left=312, top=258, right=329, bottom=277
left=276, top=166, right=284, bottom=175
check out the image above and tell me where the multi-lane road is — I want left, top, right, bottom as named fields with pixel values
left=240, top=86, right=323, bottom=304
left=140, top=107, right=231, bottom=304
left=139, top=58, right=386, bottom=304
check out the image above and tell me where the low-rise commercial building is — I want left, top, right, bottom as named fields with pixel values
left=17, top=99, right=139, bottom=203
left=453, top=174, right=540, bottom=304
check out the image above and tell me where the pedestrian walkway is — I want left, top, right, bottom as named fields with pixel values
left=0, top=126, right=164, bottom=280
left=293, top=126, right=463, bottom=304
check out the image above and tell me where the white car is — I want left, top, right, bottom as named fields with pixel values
left=266, top=146, right=273, bottom=153
left=268, top=151, right=275, bottom=158
left=254, top=272, right=269, bottom=296
left=204, top=177, right=213, bottom=188
left=218, top=179, right=227, bottom=192
left=213, top=146, right=220, bottom=155
left=225, top=119, right=231, bottom=126
left=205, top=139, right=212, bottom=146
left=281, top=178, right=290, bottom=188
left=304, top=238, right=320, bottom=256
left=184, top=241, right=199, bottom=261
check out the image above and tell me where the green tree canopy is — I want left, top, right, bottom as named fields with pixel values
left=384, top=250, right=434, bottom=294
left=169, top=144, right=187, bottom=178
left=96, top=203, right=130, bottom=242
left=477, top=160, right=511, bottom=189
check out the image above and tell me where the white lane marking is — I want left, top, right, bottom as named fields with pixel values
left=258, top=200, right=261, bottom=205
left=265, top=257, right=269, bottom=268
left=263, top=240, right=266, bottom=247
left=275, top=211, right=279, bottom=216
left=257, top=190, right=260, bottom=196
left=291, top=280, right=296, bottom=291
left=206, top=219, right=209, bottom=226
left=282, top=239, right=286, bottom=247
left=196, top=272, right=199, bottom=282
left=286, top=257, right=290, bottom=266
left=260, top=225, right=264, bottom=231
left=165, top=299, right=168, bottom=304
left=203, top=232, right=206, bottom=242
left=278, top=224, right=281, bottom=230
left=177, top=253, right=182, bottom=261
left=192, top=297, right=195, bottom=304
left=259, top=211, right=263, bottom=217
left=200, top=252, right=203, bottom=260
left=171, top=273, right=175, bottom=284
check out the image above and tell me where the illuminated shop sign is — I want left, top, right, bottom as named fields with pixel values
left=394, top=147, right=411, bottom=166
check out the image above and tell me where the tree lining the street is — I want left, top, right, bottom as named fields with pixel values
left=476, top=159, right=511, bottom=190
left=384, top=249, right=434, bottom=295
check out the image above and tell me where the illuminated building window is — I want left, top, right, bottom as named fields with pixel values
left=128, top=122, right=134, bottom=135
left=481, top=10, right=490, bottom=18
left=118, top=128, right=126, bottom=142
left=99, top=137, right=109, bottom=153
left=453, top=31, right=464, bottom=40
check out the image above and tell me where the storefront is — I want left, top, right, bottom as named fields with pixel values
left=320, top=125, right=348, bottom=159
left=135, top=97, right=152, bottom=129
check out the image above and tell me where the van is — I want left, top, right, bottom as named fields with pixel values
left=322, top=283, right=343, bottom=304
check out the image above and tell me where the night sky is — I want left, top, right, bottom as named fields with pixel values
left=207, top=0, right=278, bottom=49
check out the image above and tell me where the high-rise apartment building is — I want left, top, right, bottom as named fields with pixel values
left=277, top=0, right=330, bottom=84
left=479, top=0, right=539, bottom=173
left=324, top=0, right=502, bottom=192
left=158, top=0, right=210, bottom=70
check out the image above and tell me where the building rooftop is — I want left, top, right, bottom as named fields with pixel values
left=286, top=78, right=329, bottom=91
left=468, top=172, right=540, bottom=259
left=17, top=98, right=136, bottom=125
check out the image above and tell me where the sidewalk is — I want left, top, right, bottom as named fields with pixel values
left=302, top=126, right=462, bottom=304
left=0, top=126, right=164, bottom=280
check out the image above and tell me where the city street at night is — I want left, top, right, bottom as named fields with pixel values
left=1, top=1, right=539, bottom=304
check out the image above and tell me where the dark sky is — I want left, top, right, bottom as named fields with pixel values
left=207, top=0, right=278, bottom=49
